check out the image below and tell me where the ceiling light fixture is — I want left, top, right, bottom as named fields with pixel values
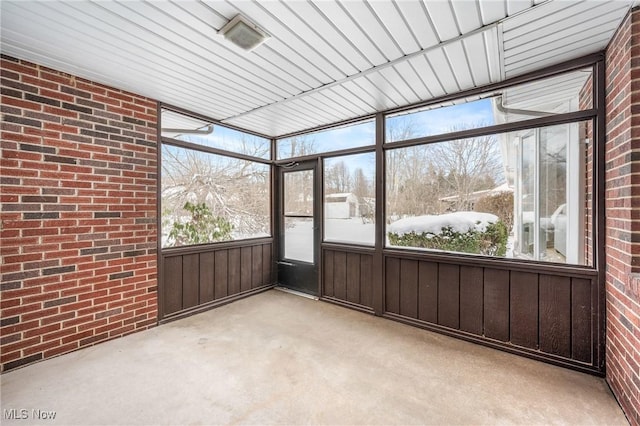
left=219, top=14, right=270, bottom=52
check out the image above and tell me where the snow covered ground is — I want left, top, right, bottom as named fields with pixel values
left=324, top=218, right=375, bottom=245
left=284, top=218, right=374, bottom=262
left=387, top=212, right=499, bottom=236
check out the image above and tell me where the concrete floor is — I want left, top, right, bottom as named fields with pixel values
left=1, top=289, right=627, bottom=425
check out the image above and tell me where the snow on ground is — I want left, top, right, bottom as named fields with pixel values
left=284, top=218, right=375, bottom=262
left=325, top=218, right=374, bottom=245
left=387, top=212, right=499, bottom=236
left=284, top=218, right=314, bottom=263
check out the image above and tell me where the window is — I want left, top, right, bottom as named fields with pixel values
left=161, top=145, right=270, bottom=248
left=324, top=152, right=376, bottom=245
left=277, top=119, right=375, bottom=159
left=385, top=121, right=590, bottom=265
left=384, top=65, right=594, bottom=266
left=386, top=68, right=593, bottom=143
left=161, top=109, right=271, bottom=159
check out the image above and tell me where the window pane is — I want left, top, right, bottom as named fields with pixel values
left=385, top=121, right=590, bottom=266
left=284, top=217, right=314, bottom=263
left=386, top=68, right=593, bottom=143
left=277, top=120, right=375, bottom=159
left=284, top=170, right=313, bottom=216
left=324, top=152, right=375, bottom=245
left=161, top=109, right=271, bottom=159
left=161, top=145, right=270, bottom=248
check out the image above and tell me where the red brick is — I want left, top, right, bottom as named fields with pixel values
left=605, top=9, right=640, bottom=425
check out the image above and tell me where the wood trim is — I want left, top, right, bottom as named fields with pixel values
left=159, top=285, right=275, bottom=324
left=382, top=312, right=603, bottom=376
left=162, top=237, right=273, bottom=257
left=382, top=249, right=598, bottom=278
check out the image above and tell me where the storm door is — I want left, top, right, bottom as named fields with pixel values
left=277, top=161, right=319, bottom=295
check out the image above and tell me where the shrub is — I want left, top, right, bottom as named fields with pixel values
left=168, top=202, right=233, bottom=247
left=474, top=192, right=514, bottom=231
left=388, top=220, right=508, bottom=256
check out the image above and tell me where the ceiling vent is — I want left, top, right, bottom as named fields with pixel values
left=219, top=14, right=270, bottom=52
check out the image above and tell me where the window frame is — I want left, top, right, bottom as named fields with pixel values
left=379, top=57, right=601, bottom=270
left=158, top=52, right=604, bottom=272
left=159, top=105, right=274, bottom=252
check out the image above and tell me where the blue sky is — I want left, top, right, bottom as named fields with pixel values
left=166, top=98, right=496, bottom=180
left=386, top=98, right=494, bottom=140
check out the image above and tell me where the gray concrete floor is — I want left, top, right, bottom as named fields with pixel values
left=1, top=289, right=627, bottom=425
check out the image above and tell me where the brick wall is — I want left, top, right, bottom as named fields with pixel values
left=604, top=8, right=640, bottom=425
left=0, top=56, right=158, bottom=372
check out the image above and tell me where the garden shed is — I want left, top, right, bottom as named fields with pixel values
left=1, top=0, right=639, bottom=424
left=325, top=193, right=360, bottom=219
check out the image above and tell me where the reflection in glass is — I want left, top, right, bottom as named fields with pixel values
left=324, top=153, right=375, bottom=245
left=284, top=217, right=314, bottom=263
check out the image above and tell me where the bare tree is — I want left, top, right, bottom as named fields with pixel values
left=325, top=161, right=351, bottom=193
left=351, top=167, right=370, bottom=198
left=386, top=116, right=419, bottom=216
left=284, top=135, right=316, bottom=158
left=161, top=146, right=270, bottom=244
left=431, top=133, right=501, bottom=211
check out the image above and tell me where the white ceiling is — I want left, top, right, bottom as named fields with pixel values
left=0, top=0, right=634, bottom=138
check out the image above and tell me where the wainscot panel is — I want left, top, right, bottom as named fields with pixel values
left=161, top=240, right=274, bottom=319
left=321, top=246, right=374, bottom=311
left=382, top=253, right=599, bottom=374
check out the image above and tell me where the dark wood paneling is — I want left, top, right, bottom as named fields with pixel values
left=381, top=251, right=600, bottom=372
left=214, top=250, right=228, bottom=299
left=228, top=248, right=241, bottom=296
left=346, top=253, right=361, bottom=304
left=400, top=259, right=418, bottom=318
left=510, top=271, right=539, bottom=349
left=163, top=256, right=183, bottom=315
left=385, top=257, right=400, bottom=314
left=334, top=251, right=347, bottom=301
left=199, top=252, right=215, bottom=304
left=182, top=254, right=199, bottom=309
left=459, top=266, right=483, bottom=335
left=323, top=250, right=334, bottom=297
left=240, top=247, right=252, bottom=293
left=572, top=278, right=592, bottom=363
left=161, top=242, right=274, bottom=319
left=540, top=274, right=571, bottom=358
left=262, top=244, right=272, bottom=286
left=484, top=268, right=510, bottom=342
left=360, top=255, right=373, bottom=308
left=418, top=261, right=438, bottom=323
left=251, top=245, right=262, bottom=288
left=438, top=263, right=460, bottom=329
left=322, top=248, right=374, bottom=309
